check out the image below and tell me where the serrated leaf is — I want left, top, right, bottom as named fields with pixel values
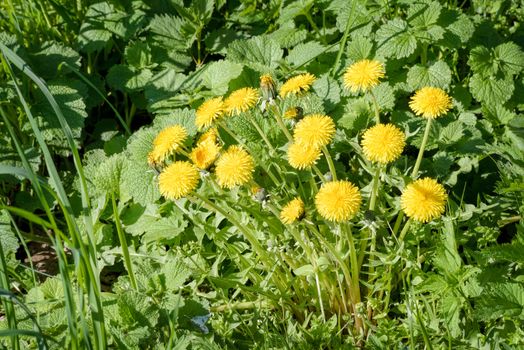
left=266, top=24, right=307, bottom=49
left=347, top=36, right=374, bottom=61
left=439, top=12, right=474, bottom=48
left=202, top=60, right=243, bottom=95
left=369, top=82, right=395, bottom=111
left=313, top=74, right=341, bottom=112
left=376, top=19, right=417, bottom=59
left=204, top=28, right=243, bottom=54
left=162, top=258, right=192, bottom=290
left=277, top=0, right=312, bottom=25
left=439, top=121, right=464, bottom=145
left=77, top=2, right=113, bottom=53
left=286, top=41, right=325, bottom=68
left=30, top=41, right=81, bottom=78
left=107, top=64, right=153, bottom=92
left=328, top=0, right=373, bottom=38
left=93, top=153, right=125, bottom=195
left=477, top=283, right=524, bottom=320
left=227, top=36, right=283, bottom=73
left=144, top=69, right=194, bottom=113
left=0, top=210, right=19, bottom=265
left=152, top=109, right=198, bottom=137
left=469, top=73, right=514, bottom=105
left=494, top=42, right=524, bottom=76
left=120, top=128, right=161, bottom=205
left=125, top=41, right=153, bottom=69
left=149, top=14, right=197, bottom=51
left=407, top=61, right=452, bottom=90
left=407, top=1, right=442, bottom=30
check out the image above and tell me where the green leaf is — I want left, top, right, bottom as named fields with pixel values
left=477, top=283, right=524, bottom=320
left=149, top=14, right=197, bottom=51
left=328, top=0, right=374, bottom=38
left=162, top=258, right=192, bottom=290
left=266, top=23, right=307, bottom=49
left=227, top=36, right=283, bottom=73
left=202, top=60, right=243, bottom=95
left=77, top=2, right=113, bottom=53
left=120, top=128, right=160, bottom=205
left=277, top=0, right=312, bottom=24
left=406, top=61, right=452, bottom=90
left=30, top=41, right=81, bottom=79
left=0, top=210, right=18, bottom=265
left=469, top=73, right=514, bottom=105
left=125, top=41, right=153, bottom=69
left=347, top=36, right=374, bottom=61
left=376, top=19, right=417, bottom=59
left=107, top=64, right=153, bottom=92
left=468, top=46, right=494, bottom=75
left=313, top=74, right=341, bottom=112
left=286, top=41, right=325, bottom=68
left=294, top=264, right=314, bottom=276
left=439, top=12, right=475, bottom=48
left=494, top=42, right=524, bottom=76
left=368, top=82, right=395, bottom=111
left=439, top=121, right=464, bottom=145
left=407, top=0, right=444, bottom=41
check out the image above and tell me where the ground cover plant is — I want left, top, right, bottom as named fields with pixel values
left=0, top=0, right=523, bottom=348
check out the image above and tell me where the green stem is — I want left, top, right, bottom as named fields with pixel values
left=369, top=90, right=381, bottom=125
left=398, top=218, right=413, bottom=242
left=321, top=146, right=337, bottom=181
left=111, top=193, right=137, bottom=290
left=273, top=106, right=294, bottom=142
left=411, top=118, right=432, bottom=178
left=312, top=165, right=325, bottom=181
left=342, top=223, right=364, bottom=334
left=357, top=166, right=381, bottom=268
left=392, top=212, right=404, bottom=236
left=309, top=170, right=319, bottom=193
left=304, top=11, right=325, bottom=44
left=331, top=0, right=357, bottom=76
left=315, top=272, right=326, bottom=321
left=248, top=115, right=276, bottom=155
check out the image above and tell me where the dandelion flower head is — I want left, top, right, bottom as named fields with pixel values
left=190, top=140, right=220, bottom=170
left=401, top=178, right=447, bottom=223
left=287, top=143, right=321, bottom=170
left=224, top=87, right=259, bottom=116
left=197, top=128, right=219, bottom=145
left=284, top=107, right=303, bottom=120
left=279, top=73, right=316, bottom=98
left=148, top=125, right=188, bottom=165
left=293, top=114, right=336, bottom=148
left=280, top=197, right=305, bottom=224
left=195, top=97, right=225, bottom=130
left=158, top=161, right=199, bottom=199
left=343, top=59, right=385, bottom=92
left=215, top=145, right=255, bottom=189
left=409, top=87, right=452, bottom=119
left=361, top=123, right=406, bottom=164
left=315, top=181, right=362, bottom=222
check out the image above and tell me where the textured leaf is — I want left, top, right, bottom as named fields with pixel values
left=227, top=36, right=283, bottom=73
left=77, top=2, right=113, bottom=53
left=376, top=19, right=417, bottom=59
left=266, top=24, right=307, bottom=49
left=494, top=42, right=524, bottom=76
left=407, top=61, right=452, bottom=90
left=469, top=73, right=514, bottom=105
left=30, top=41, right=81, bottom=78
left=369, top=82, right=395, bottom=111
left=107, top=64, right=153, bottom=92
left=0, top=210, right=18, bottom=264
left=313, top=75, right=341, bottom=112
left=347, top=36, right=374, bottom=61
left=477, top=283, right=524, bottom=320
left=125, top=41, right=153, bottom=69
left=149, top=14, right=197, bottom=51
left=439, top=121, right=464, bottom=145
left=328, top=0, right=373, bottom=38
left=202, top=60, right=243, bottom=95
left=407, top=1, right=442, bottom=29
left=286, top=41, right=325, bottom=68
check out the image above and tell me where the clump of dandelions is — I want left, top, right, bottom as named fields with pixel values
left=401, top=178, right=447, bottom=223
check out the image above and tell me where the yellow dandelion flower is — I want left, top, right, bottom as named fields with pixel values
left=195, top=97, right=225, bottom=130
left=158, top=161, right=199, bottom=199
left=224, top=87, right=260, bottom=116
left=215, top=145, right=255, bottom=189
left=279, top=73, right=316, bottom=98
left=401, top=178, right=447, bottom=223
left=260, top=74, right=276, bottom=100
left=293, top=114, right=336, bottom=148
left=284, top=107, right=303, bottom=120
left=149, top=125, right=188, bottom=165
left=287, top=143, right=321, bottom=169
left=315, top=181, right=362, bottom=222
left=280, top=197, right=305, bottom=224
left=343, top=59, right=385, bottom=92
left=197, top=128, right=219, bottom=145
left=190, top=140, right=220, bottom=170
left=409, top=87, right=452, bottom=119
left=361, top=123, right=406, bottom=164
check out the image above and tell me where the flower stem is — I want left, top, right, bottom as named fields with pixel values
left=342, top=223, right=364, bottom=334
left=398, top=218, right=413, bottom=242
left=248, top=115, right=277, bottom=155
left=331, top=0, right=357, bottom=76
left=411, top=118, right=432, bottom=178
left=272, top=105, right=294, bottom=142
left=369, top=90, right=381, bottom=125
left=368, top=166, right=381, bottom=211
left=357, top=166, right=381, bottom=268
left=321, top=146, right=337, bottom=181
left=111, top=193, right=137, bottom=290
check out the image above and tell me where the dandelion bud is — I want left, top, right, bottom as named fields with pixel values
left=260, top=74, right=277, bottom=102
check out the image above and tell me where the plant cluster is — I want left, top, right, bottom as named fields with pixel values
left=0, top=0, right=523, bottom=349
